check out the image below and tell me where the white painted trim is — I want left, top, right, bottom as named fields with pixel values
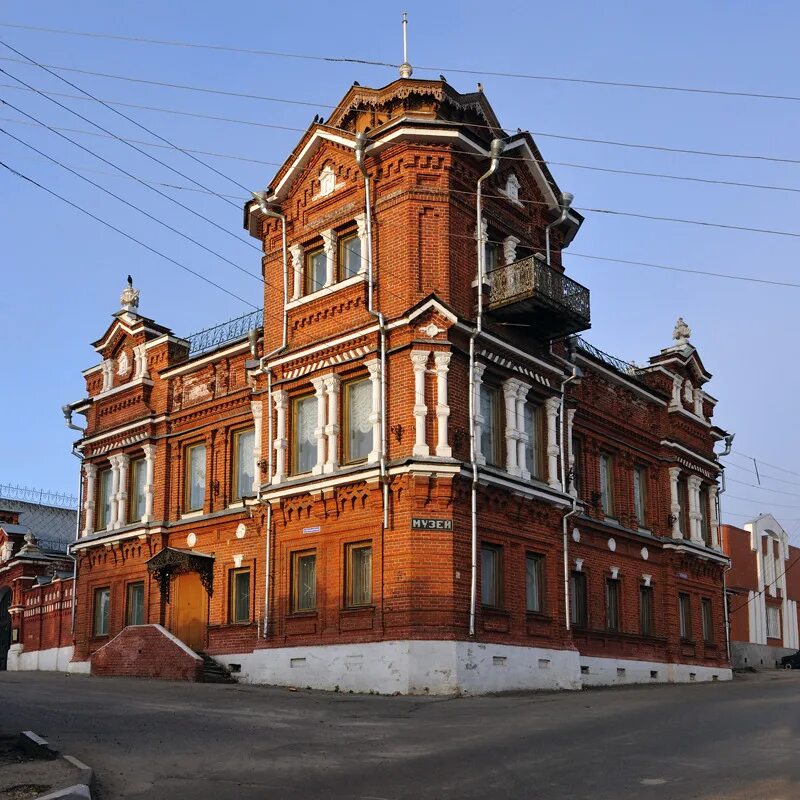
left=143, top=333, right=190, bottom=351
left=92, top=377, right=153, bottom=401
left=77, top=417, right=165, bottom=447
left=81, top=364, right=103, bottom=377
left=266, top=324, right=380, bottom=368
left=6, top=644, right=75, bottom=672
left=285, top=272, right=368, bottom=310
left=660, top=440, right=721, bottom=472
left=669, top=404, right=712, bottom=428
left=662, top=541, right=729, bottom=564
left=160, top=340, right=250, bottom=378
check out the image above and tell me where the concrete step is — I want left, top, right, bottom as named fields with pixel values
left=197, top=652, right=237, bottom=684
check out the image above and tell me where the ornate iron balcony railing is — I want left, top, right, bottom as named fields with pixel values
left=186, top=309, right=263, bottom=356
left=486, top=255, right=590, bottom=326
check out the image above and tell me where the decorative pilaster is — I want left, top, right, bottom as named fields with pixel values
left=708, top=484, right=720, bottom=550
left=693, top=388, right=704, bottom=418
left=321, top=229, right=336, bottom=288
left=132, top=343, right=149, bottom=380
left=669, top=374, right=682, bottom=410
left=250, top=400, right=263, bottom=494
left=108, top=456, right=121, bottom=530
left=566, top=408, right=577, bottom=497
left=311, top=377, right=327, bottom=475
left=115, top=453, right=130, bottom=529
left=668, top=466, right=682, bottom=539
left=515, top=382, right=531, bottom=480
left=323, top=374, right=341, bottom=473
left=473, top=363, right=487, bottom=465
left=272, top=390, right=289, bottom=484
left=365, top=359, right=382, bottom=464
left=503, top=378, right=522, bottom=477
left=411, top=351, right=430, bottom=457
left=355, top=213, right=369, bottom=274
left=433, top=352, right=452, bottom=458
left=687, top=474, right=703, bottom=543
left=545, top=397, right=561, bottom=490
left=142, top=443, right=156, bottom=523
left=289, top=244, right=303, bottom=300
left=100, top=359, right=113, bottom=393
left=82, top=462, right=97, bottom=537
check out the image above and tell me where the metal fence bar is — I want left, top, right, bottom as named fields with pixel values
left=0, top=484, right=79, bottom=510
left=574, top=336, right=640, bottom=377
left=185, top=309, right=263, bottom=356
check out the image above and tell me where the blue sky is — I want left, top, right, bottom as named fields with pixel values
left=1, top=1, right=799, bottom=534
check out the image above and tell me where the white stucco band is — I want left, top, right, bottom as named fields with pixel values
left=5, top=644, right=75, bottom=672
left=578, top=655, right=732, bottom=687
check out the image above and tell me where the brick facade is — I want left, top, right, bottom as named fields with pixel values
left=58, top=75, right=731, bottom=693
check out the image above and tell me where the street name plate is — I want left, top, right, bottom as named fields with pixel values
left=411, top=518, right=453, bottom=531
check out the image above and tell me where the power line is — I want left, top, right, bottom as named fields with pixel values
left=728, top=450, right=800, bottom=479
left=722, top=460, right=800, bottom=489
left=726, top=477, right=800, bottom=499
left=724, top=494, right=800, bottom=511
left=0, top=158, right=257, bottom=308
left=4, top=22, right=800, bottom=105
left=4, top=78, right=800, bottom=170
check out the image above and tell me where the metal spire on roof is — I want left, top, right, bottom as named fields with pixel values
left=399, top=12, right=413, bottom=78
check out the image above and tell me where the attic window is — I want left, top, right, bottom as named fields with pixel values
left=504, top=173, right=521, bottom=203
left=319, top=164, right=336, bottom=197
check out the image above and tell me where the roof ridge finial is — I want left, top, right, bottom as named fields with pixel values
left=120, top=274, right=140, bottom=312
left=399, top=12, right=413, bottom=79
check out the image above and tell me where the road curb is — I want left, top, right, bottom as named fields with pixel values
left=17, top=731, right=95, bottom=799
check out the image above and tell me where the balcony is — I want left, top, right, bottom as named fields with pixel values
left=486, top=255, right=591, bottom=337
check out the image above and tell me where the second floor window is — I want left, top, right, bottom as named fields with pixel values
left=570, top=571, right=587, bottom=627
left=184, top=443, right=206, bottom=512
left=293, top=395, right=317, bottom=474
left=291, top=551, right=317, bottom=612
left=633, top=465, right=647, bottom=527
left=599, top=452, right=614, bottom=516
left=345, top=379, right=372, bottom=463
left=306, top=247, right=327, bottom=294
left=130, top=457, right=146, bottom=523
left=480, top=384, right=502, bottom=467
left=339, top=233, right=362, bottom=279
left=699, top=486, right=711, bottom=545
left=232, top=428, right=255, bottom=501
left=97, top=467, right=113, bottom=531
left=679, top=593, right=692, bottom=639
left=606, top=578, right=620, bottom=631
left=571, top=436, right=582, bottom=496
left=523, top=402, right=542, bottom=479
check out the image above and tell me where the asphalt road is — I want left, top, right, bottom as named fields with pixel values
left=0, top=670, right=798, bottom=799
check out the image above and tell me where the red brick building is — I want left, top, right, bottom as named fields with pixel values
left=722, top=515, right=800, bottom=669
left=57, top=73, right=731, bottom=692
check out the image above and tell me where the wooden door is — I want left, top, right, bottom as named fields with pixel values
left=170, top=572, right=207, bottom=652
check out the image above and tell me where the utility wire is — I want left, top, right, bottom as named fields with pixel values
left=4, top=79, right=800, bottom=169
left=4, top=22, right=800, bottom=104
left=726, top=477, right=800, bottom=499
left=728, top=552, right=800, bottom=615
left=728, top=450, right=800, bottom=480
left=0, top=158, right=257, bottom=308
left=722, top=460, right=800, bottom=490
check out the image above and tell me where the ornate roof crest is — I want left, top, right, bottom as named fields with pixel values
left=672, top=317, right=691, bottom=345
left=120, top=275, right=140, bottom=312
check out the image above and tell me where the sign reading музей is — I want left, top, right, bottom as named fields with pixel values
left=411, top=518, right=454, bottom=531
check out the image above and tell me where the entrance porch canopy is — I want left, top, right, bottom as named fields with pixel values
left=146, top=547, right=214, bottom=603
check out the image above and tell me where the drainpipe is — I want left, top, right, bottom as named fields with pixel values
left=252, top=195, right=290, bottom=639
left=468, top=138, right=505, bottom=637
left=558, top=363, right=580, bottom=631
left=62, top=404, right=85, bottom=634
left=718, top=433, right=734, bottom=662
left=354, top=132, right=389, bottom=530
left=545, top=192, right=574, bottom=267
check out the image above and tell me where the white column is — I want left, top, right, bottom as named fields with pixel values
left=503, top=235, right=520, bottom=266
left=365, top=359, right=382, bottom=464
left=503, top=378, right=521, bottom=477
left=82, top=463, right=97, bottom=537
left=321, top=229, right=336, bottom=287
left=566, top=408, right=577, bottom=497
left=473, top=363, right=487, bottom=465
left=250, top=400, right=263, bottom=494
left=515, top=382, right=531, bottom=481
left=355, top=212, right=369, bottom=274
left=311, top=377, right=327, bottom=476
left=693, top=388, right=704, bottom=418
left=411, top=351, right=430, bottom=458
left=142, top=443, right=156, bottom=523
left=108, top=456, right=120, bottom=530
left=115, top=453, right=130, bottom=529
left=323, top=374, right=341, bottom=473
left=545, top=397, right=561, bottom=490
left=133, top=344, right=149, bottom=380
left=433, top=352, right=451, bottom=458
left=289, top=244, right=303, bottom=300
left=272, top=390, right=289, bottom=484
left=668, top=466, right=682, bottom=539
left=101, top=359, right=113, bottom=393
left=687, top=475, right=703, bottom=543
left=708, top=484, right=720, bottom=550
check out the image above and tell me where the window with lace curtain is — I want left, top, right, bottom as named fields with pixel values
left=293, top=395, right=317, bottom=474
left=339, top=233, right=362, bottom=279
left=96, top=466, right=113, bottom=531
left=232, top=428, right=255, bottom=500
left=184, top=443, right=206, bottom=512
left=345, top=378, right=372, bottom=463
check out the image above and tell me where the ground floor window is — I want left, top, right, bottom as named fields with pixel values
left=291, top=551, right=317, bottom=612
left=639, top=585, right=653, bottom=636
left=570, top=571, right=587, bottom=627
left=229, top=568, right=251, bottom=624
left=766, top=605, right=781, bottom=640
left=345, top=542, right=372, bottom=607
left=525, top=553, right=544, bottom=613
left=605, top=578, right=620, bottom=632
left=678, top=593, right=692, bottom=640
left=93, top=587, right=110, bottom=637
left=125, top=581, right=144, bottom=626
left=481, top=543, right=503, bottom=609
